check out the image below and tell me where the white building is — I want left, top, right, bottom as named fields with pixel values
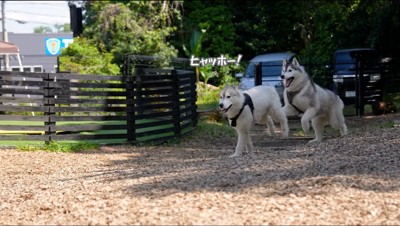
left=0, top=32, right=73, bottom=73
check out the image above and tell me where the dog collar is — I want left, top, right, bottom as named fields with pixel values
left=229, top=93, right=254, bottom=127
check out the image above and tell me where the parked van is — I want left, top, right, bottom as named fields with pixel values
left=236, top=52, right=295, bottom=101
left=332, top=48, right=382, bottom=114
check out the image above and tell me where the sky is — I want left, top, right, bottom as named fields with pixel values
left=1, top=1, right=70, bottom=34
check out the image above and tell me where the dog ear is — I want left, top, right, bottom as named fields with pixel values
left=292, top=57, right=300, bottom=67
left=283, top=59, right=288, bottom=68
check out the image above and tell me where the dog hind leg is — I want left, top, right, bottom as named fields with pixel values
left=270, top=107, right=289, bottom=138
left=266, top=116, right=276, bottom=136
left=329, top=109, right=348, bottom=136
left=310, top=115, right=325, bottom=143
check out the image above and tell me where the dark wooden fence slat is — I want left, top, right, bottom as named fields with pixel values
left=63, top=90, right=126, bottom=97
left=0, top=125, right=47, bottom=131
left=136, top=127, right=175, bottom=138
left=54, top=115, right=127, bottom=121
left=56, top=124, right=127, bottom=132
left=0, top=115, right=48, bottom=121
left=0, top=106, right=47, bottom=112
left=0, top=97, right=44, bottom=104
left=52, top=133, right=127, bottom=140
left=54, top=98, right=126, bottom=105
left=0, top=135, right=49, bottom=141
left=54, top=106, right=127, bottom=112
left=49, top=73, right=122, bottom=81
left=68, top=82, right=125, bottom=89
left=135, top=119, right=174, bottom=129
left=0, top=88, right=44, bottom=95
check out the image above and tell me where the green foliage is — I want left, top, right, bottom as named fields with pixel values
left=215, top=61, right=243, bottom=86
left=83, top=1, right=179, bottom=69
left=33, top=23, right=71, bottom=33
left=196, top=84, right=220, bottom=111
left=194, top=120, right=235, bottom=138
left=182, top=2, right=237, bottom=57
left=18, top=141, right=99, bottom=153
left=33, top=26, right=53, bottom=34
left=59, top=37, right=120, bottom=75
left=199, top=64, right=217, bottom=88
left=54, top=23, right=71, bottom=33
left=182, top=29, right=206, bottom=57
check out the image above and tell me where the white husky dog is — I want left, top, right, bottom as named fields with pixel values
left=280, top=58, right=348, bottom=143
left=219, top=85, right=289, bottom=157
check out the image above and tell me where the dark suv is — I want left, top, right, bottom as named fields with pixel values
left=332, top=48, right=382, bottom=114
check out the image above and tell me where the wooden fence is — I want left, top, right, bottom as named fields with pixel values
left=0, top=69, right=197, bottom=145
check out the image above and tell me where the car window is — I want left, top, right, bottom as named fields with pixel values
left=335, top=51, right=380, bottom=72
left=245, top=60, right=283, bottom=77
left=335, top=52, right=355, bottom=71
left=245, top=63, right=255, bottom=77
left=262, top=60, right=282, bottom=77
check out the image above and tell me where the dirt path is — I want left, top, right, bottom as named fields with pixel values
left=1, top=114, right=400, bottom=225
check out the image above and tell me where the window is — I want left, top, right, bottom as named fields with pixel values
left=32, top=66, right=43, bottom=73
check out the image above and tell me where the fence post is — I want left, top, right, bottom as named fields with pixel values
left=354, top=56, right=365, bottom=117
left=126, top=74, right=135, bottom=144
left=255, top=63, right=262, bottom=86
left=44, top=73, right=56, bottom=143
left=358, top=59, right=365, bottom=116
left=172, top=70, right=181, bottom=140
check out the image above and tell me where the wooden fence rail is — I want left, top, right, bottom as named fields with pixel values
left=0, top=69, right=197, bottom=145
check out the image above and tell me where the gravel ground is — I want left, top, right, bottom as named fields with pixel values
left=1, top=114, right=400, bottom=225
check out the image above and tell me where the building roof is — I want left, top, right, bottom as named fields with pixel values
left=0, top=40, right=20, bottom=54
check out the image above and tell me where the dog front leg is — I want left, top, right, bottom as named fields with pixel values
left=229, top=131, right=246, bottom=158
left=300, top=108, right=318, bottom=134
left=231, top=130, right=249, bottom=157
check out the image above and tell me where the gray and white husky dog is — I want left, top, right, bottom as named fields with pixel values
left=219, top=85, right=289, bottom=157
left=280, top=58, right=348, bottom=143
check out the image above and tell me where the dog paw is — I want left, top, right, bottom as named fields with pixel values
left=308, top=138, right=322, bottom=144
left=229, top=153, right=241, bottom=158
left=301, top=123, right=310, bottom=133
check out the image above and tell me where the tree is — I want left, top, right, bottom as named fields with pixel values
left=33, top=26, right=53, bottom=33
left=54, top=23, right=71, bottom=33
left=59, top=37, right=120, bottom=75
left=179, top=1, right=237, bottom=57
left=82, top=1, right=180, bottom=68
left=182, top=29, right=206, bottom=82
left=33, top=23, right=71, bottom=33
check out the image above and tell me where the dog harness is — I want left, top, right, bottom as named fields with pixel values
left=286, top=90, right=304, bottom=114
left=229, top=93, right=254, bottom=127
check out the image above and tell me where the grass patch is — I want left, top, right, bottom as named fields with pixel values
left=196, top=120, right=235, bottom=138
left=17, top=141, right=99, bottom=153
left=196, top=84, right=221, bottom=111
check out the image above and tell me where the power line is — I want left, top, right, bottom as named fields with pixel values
left=8, top=2, right=68, bottom=8
left=8, top=10, right=69, bottom=18
left=1, top=18, right=67, bottom=26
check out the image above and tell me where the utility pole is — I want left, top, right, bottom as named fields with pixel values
left=1, top=0, right=9, bottom=71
